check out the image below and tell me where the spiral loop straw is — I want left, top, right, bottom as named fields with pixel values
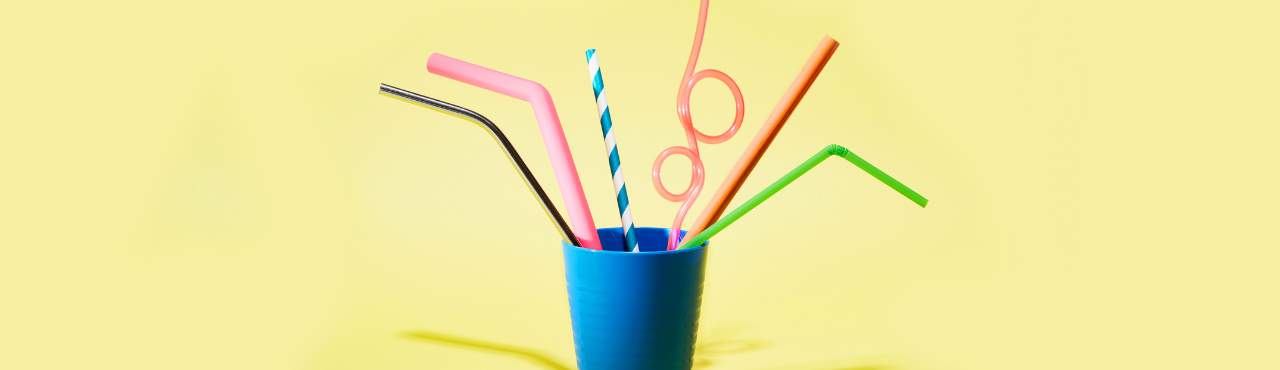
left=378, top=83, right=580, bottom=247
left=678, top=144, right=928, bottom=249
left=652, top=0, right=747, bottom=250
left=586, top=49, right=640, bottom=252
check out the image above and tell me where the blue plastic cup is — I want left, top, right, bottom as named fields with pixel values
left=562, top=227, right=709, bottom=370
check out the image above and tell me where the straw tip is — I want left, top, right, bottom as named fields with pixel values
left=425, top=53, right=449, bottom=72
left=585, top=48, right=597, bottom=56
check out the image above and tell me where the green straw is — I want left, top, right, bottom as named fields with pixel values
left=678, top=144, right=928, bottom=249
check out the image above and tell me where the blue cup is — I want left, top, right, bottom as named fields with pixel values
left=562, top=227, right=709, bottom=370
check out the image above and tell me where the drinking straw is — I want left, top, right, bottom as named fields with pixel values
left=652, top=0, right=747, bottom=250
left=378, top=83, right=580, bottom=247
left=427, top=53, right=603, bottom=250
left=585, top=48, right=640, bottom=252
left=685, top=36, right=840, bottom=244
left=678, top=144, right=928, bottom=249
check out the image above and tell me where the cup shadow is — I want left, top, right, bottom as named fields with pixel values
left=403, top=330, right=573, bottom=370
left=403, top=329, right=888, bottom=370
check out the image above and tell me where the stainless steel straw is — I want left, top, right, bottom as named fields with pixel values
left=379, top=83, right=580, bottom=247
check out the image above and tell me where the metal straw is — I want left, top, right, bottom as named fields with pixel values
left=379, top=83, right=580, bottom=247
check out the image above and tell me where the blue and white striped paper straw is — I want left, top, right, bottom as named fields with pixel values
left=586, top=49, right=640, bottom=252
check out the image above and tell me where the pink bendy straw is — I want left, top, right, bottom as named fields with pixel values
left=427, top=53, right=603, bottom=250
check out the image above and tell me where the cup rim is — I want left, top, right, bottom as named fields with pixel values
left=561, top=241, right=707, bottom=255
left=562, top=226, right=708, bottom=255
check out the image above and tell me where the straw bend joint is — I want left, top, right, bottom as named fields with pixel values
left=824, top=144, right=848, bottom=156
left=526, top=87, right=554, bottom=107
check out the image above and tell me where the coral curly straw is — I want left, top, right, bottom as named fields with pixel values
left=651, top=0, right=746, bottom=250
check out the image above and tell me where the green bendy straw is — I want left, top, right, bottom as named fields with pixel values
left=678, top=144, right=928, bottom=249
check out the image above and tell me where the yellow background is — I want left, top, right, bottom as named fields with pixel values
left=2, top=1, right=1277, bottom=369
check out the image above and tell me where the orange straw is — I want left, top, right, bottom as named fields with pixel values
left=686, top=36, right=839, bottom=240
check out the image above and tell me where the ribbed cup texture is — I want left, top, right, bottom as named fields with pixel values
left=562, top=227, right=708, bottom=370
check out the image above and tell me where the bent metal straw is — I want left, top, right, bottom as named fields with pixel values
left=686, top=36, right=840, bottom=244
left=679, top=144, right=928, bottom=249
left=428, top=53, right=603, bottom=250
left=378, top=83, right=580, bottom=247
left=586, top=49, right=640, bottom=252
left=652, top=0, right=747, bottom=250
